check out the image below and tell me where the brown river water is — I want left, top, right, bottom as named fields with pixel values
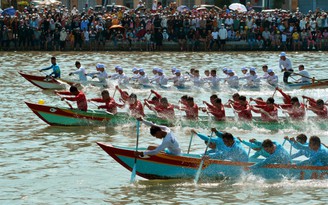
left=1, top=51, right=328, bottom=204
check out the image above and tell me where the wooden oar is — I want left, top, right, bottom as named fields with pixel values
left=112, top=87, right=117, bottom=98
left=194, top=131, right=213, bottom=184
left=56, top=93, right=73, bottom=109
left=130, top=120, right=140, bottom=183
left=187, top=133, right=194, bottom=154
left=291, top=72, right=328, bottom=83
left=282, top=139, right=287, bottom=146
left=271, top=89, right=277, bottom=98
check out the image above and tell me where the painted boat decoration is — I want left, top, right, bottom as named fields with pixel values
left=25, top=101, right=327, bottom=130
left=97, top=142, right=328, bottom=181
left=19, top=71, right=68, bottom=90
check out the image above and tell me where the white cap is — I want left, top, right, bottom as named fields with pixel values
left=153, top=67, right=159, bottom=71
left=223, top=67, right=228, bottom=72
left=241, top=67, right=247, bottom=71
left=174, top=69, right=181, bottom=74
left=139, top=68, right=145, bottom=73
left=117, top=67, right=123, bottom=71
left=115, top=65, right=121, bottom=69
left=279, top=52, right=286, bottom=57
left=250, top=67, right=256, bottom=72
left=158, top=68, right=163, bottom=73
left=267, top=69, right=274, bottom=73
left=227, top=69, right=233, bottom=74
left=171, top=67, right=177, bottom=71
left=96, top=63, right=105, bottom=69
left=132, top=67, right=139, bottom=72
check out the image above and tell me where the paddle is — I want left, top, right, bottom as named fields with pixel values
left=194, top=131, right=213, bottom=184
left=272, top=88, right=277, bottom=98
left=130, top=120, right=140, bottom=183
left=187, top=133, right=194, bottom=154
left=89, top=100, right=114, bottom=115
left=56, top=93, right=73, bottom=109
left=112, top=87, right=117, bottom=98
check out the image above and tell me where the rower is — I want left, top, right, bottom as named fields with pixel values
left=291, top=64, right=311, bottom=83
left=55, top=85, right=87, bottom=111
left=238, top=137, right=271, bottom=159
left=208, top=69, right=221, bottom=89
left=179, top=96, right=198, bottom=120
left=284, top=134, right=313, bottom=159
left=145, top=97, right=175, bottom=119
left=69, top=61, right=87, bottom=82
left=137, top=68, right=150, bottom=86
left=191, top=129, right=227, bottom=152
left=130, top=67, right=140, bottom=82
left=128, top=93, right=145, bottom=118
left=115, top=85, right=129, bottom=103
left=275, top=87, right=291, bottom=104
left=116, top=67, right=130, bottom=85
left=88, top=90, right=123, bottom=114
left=203, top=128, right=248, bottom=162
left=225, top=69, right=239, bottom=88
left=39, top=56, right=61, bottom=78
left=305, top=98, right=328, bottom=119
left=266, top=69, right=278, bottom=87
left=157, top=69, right=168, bottom=86
left=135, top=117, right=181, bottom=157
left=280, top=97, right=306, bottom=120
left=88, top=63, right=109, bottom=87
left=296, top=136, right=328, bottom=166
left=261, top=65, right=269, bottom=79
left=203, top=98, right=226, bottom=121
left=246, top=139, right=291, bottom=170
left=279, top=52, right=293, bottom=83
left=251, top=97, right=278, bottom=122
left=190, top=70, right=204, bottom=87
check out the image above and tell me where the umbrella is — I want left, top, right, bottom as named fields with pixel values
left=229, top=3, right=247, bottom=13
left=109, top=25, right=124, bottom=30
left=2, top=7, right=16, bottom=16
left=177, top=5, right=189, bottom=12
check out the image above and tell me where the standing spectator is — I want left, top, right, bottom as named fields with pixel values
left=218, top=24, right=228, bottom=50
left=177, top=27, right=186, bottom=51
left=59, top=28, right=67, bottom=51
left=292, top=29, right=300, bottom=51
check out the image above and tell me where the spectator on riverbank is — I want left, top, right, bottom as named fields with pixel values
left=1, top=3, right=328, bottom=52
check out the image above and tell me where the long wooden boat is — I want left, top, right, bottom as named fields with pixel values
left=19, top=71, right=67, bottom=90
left=25, top=101, right=327, bottom=130
left=286, top=80, right=328, bottom=89
left=97, top=142, right=328, bottom=180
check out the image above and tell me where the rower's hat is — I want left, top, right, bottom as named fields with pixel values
left=227, top=69, right=233, bottom=74
left=250, top=67, right=256, bottom=72
left=153, top=67, right=159, bottom=71
left=139, top=68, right=145, bottom=73
left=171, top=67, right=177, bottom=71
left=96, top=63, right=105, bottom=69
left=132, top=67, right=139, bottom=72
left=174, top=69, right=181, bottom=74
left=117, top=67, right=123, bottom=71
left=115, top=65, right=121, bottom=69
left=223, top=67, right=228, bottom=72
left=279, top=52, right=286, bottom=57
left=241, top=67, right=247, bottom=71
left=158, top=68, right=163, bottom=73
left=267, top=69, right=274, bottom=73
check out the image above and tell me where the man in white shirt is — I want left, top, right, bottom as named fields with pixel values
left=218, top=24, right=228, bottom=50
left=137, top=68, right=150, bottom=85
left=157, top=69, right=168, bottom=86
left=135, top=118, right=181, bottom=157
left=292, top=64, right=311, bottom=83
left=225, top=69, right=239, bottom=88
left=279, top=52, right=293, bottom=83
left=267, top=69, right=278, bottom=87
left=240, top=67, right=260, bottom=88
left=210, top=29, right=220, bottom=50
left=69, top=61, right=87, bottom=82
left=117, top=67, right=130, bottom=85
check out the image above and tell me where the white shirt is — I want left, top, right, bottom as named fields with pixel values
left=173, top=76, right=186, bottom=87
left=138, top=74, right=150, bottom=85
left=279, top=58, right=293, bottom=71
left=142, top=120, right=181, bottom=156
left=295, top=70, right=310, bottom=82
left=118, top=73, right=129, bottom=85
left=267, top=74, right=278, bottom=86
left=158, top=75, right=168, bottom=85
left=212, top=31, right=219, bottom=40
left=71, top=67, right=87, bottom=82
left=219, top=28, right=228, bottom=40
left=191, top=76, right=204, bottom=87
left=226, top=75, right=239, bottom=88
left=208, top=76, right=221, bottom=88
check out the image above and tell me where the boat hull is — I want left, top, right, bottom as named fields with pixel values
left=286, top=81, right=328, bottom=89
left=97, top=143, right=328, bottom=181
left=19, top=71, right=66, bottom=90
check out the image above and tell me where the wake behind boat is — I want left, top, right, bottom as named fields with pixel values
left=97, top=142, right=328, bottom=181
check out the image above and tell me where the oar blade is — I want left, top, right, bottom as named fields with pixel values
left=130, top=163, right=137, bottom=183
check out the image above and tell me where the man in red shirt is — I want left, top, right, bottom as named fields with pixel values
left=303, top=96, right=327, bottom=119
left=115, top=85, right=129, bottom=103
left=251, top=97, right=278, bottom=122
left=56, top=85, right=87, bottom=111
left=203, top=98, right=225, bottom=121
left=145, top=97, right=175, bottom=119
left=180, top=96, right=198, bottom=120
left=88, top=90, right=124, bottom=114
left=280, top=97, right=305, bottom=120
left=128, top=93, right=145, bottom=118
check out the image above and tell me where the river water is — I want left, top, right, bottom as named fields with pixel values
left=1, top=51, right=328, bottom=204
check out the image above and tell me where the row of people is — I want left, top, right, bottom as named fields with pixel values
left=135, top=118, right=328, bottom=169
left=40, top=54, right=311, bottom=89
left=54, top=84, right=328, bottom=122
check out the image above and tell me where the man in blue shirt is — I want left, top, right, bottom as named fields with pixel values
left=248, top=139, right=291, bottom=170
left=40, top=57, right=61, bottom=78
left=285, top=134, right=313, bottom=159
left=297, top=136, right=328, bottom=166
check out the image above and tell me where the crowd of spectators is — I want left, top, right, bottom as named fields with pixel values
left=1, top=2, right=328, bottom=52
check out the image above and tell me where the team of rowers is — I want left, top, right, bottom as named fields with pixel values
left=55, top=82, right=328, bottom=122
left=41, top=52, right=311, bottom=89
left=134, top=117, right=328, bottom=169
